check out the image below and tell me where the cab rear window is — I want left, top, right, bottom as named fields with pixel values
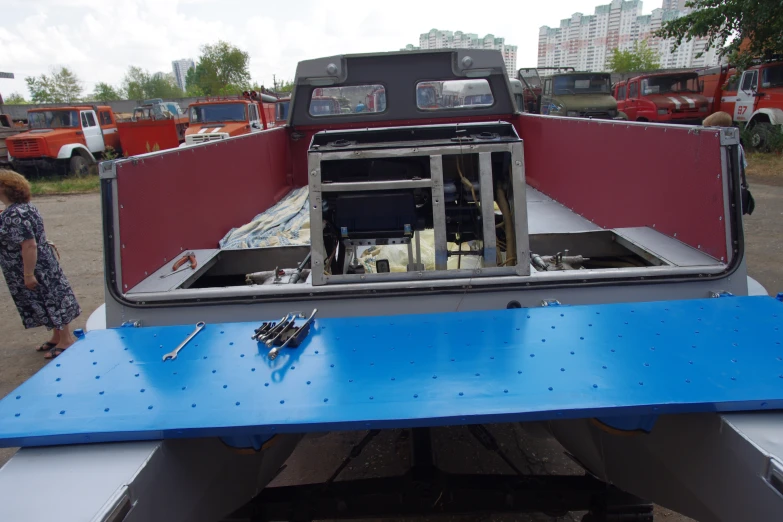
left=417, top=79, right=493, bottom=110
left=309, top=85, right=385, bottom=116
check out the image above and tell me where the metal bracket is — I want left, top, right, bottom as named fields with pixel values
left=121, top=320, right=142, bottom=328
left=719, top=127, right=741, bottom=146
left=99, top=160, right=117, bottom=179
left=709, top=291, right=734, bottom=298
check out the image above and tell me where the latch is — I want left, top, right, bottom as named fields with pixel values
left=121, top=320, right=142, bottom=328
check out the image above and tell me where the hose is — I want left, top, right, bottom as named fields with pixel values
left=495, top=186, right=516, bottom=266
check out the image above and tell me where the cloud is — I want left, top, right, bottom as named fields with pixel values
left=0, top=0, right=659, bottom=99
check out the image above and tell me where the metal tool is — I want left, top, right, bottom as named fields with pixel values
left=265, top=313, right=298, bottom=347
left=162, top=322, right=206, bottom=361
left=160, top=252, right=197, bottom=278
left=268, top=309, right=318, bottom=360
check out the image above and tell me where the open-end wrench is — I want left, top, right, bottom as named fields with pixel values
left=268, top=309, right=318, bottom=360
left=162, top=322, right=206, bottom=361
left=265, top=313, right=298, bottom=347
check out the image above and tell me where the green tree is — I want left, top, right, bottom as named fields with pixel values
left=276, top=79, right=295, bottom=93
left=91, top=82, right=124, bottom=101
left=2, top=92, right=28, bottom=104
left=25, top=66, right=83, bottom=103
left=122, top=66, right=184, bottom=100
left=187, top=41, right=252, bottom=96
left=606, top=40, right=660, bottom=73
left=657, top=0, right=783, bottom=71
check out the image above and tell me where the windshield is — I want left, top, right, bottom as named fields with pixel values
left=189, top=103, right=246, bottom=123
left=553, top=74, right=610, bottom=95
left=641, top=75, right=699, bottom=95
left=762, top=65, right=783, bottom=88
left=276, top=100, right=290, bottom=120
left=28, top=110, right=79, bottom=129
left=310, top=98, right=340, bottom=116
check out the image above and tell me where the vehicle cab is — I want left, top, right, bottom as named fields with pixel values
left=184, top=92, right=274, bottom=146
left=6, top=105, right=119, bottom=175
left=616, top=72, right=708, bottom=124
left=537, top=71, right=618, bottom=119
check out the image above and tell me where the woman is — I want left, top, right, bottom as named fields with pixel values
left=0, top=169, right=81, bottom=359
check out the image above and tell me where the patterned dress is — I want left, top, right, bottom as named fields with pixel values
left=0, top=203, right=81, bottom=330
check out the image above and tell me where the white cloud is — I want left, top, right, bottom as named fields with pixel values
left=0, top=0, right=660, bottom=99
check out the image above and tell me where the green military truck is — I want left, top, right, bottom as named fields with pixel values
left=518, top=67, right=624, bottom=120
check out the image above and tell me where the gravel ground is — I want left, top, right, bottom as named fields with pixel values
left=0, top=179, right=780, bottom=521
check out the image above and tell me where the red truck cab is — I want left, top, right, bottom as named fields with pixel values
left=6, top=105, right=120, bottom=176
left=614, top=72, right=708, bottom=124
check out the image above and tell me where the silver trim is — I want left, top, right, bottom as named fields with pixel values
left=308, top=152, right=326, bottom=286
left=430, top=155, right=448, bottom=270
left=510, top=142, right=530, bottom=275
left=320, top=179, right=432, bottom=192
left=99, top=160, right=117, bottom=180
left=110, top=178, right=123, bottom=295
left=479, top=152, right=497, bottom=267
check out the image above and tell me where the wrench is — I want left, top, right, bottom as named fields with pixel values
left=265, top=313, right=298, bottom=347
left=268, top=309, right=318, bottom=360
left=162, top=322, right=206, bottom=361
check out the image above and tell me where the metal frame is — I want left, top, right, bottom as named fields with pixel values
left=308, top=142, right=529, bottom=286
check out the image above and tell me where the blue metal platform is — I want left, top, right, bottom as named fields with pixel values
left=1, top=296, right=782, bottom=448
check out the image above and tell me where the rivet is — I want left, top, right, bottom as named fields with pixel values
left=148, top=405, right=153, bottom=410
left=280, top=400, right=285, bottom=404
left=548, top=387, right=553, bottom=391
left=265, top=383, right=269, bottom=387
left=104, top=408, right=109, bottom=412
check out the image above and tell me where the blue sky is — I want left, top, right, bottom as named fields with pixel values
left=0, top=0, right=663, bottom=99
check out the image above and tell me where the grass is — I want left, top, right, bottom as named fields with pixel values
left=29, top=175, right=101, bottom=196
left=746, top=152, right=783, bottom=180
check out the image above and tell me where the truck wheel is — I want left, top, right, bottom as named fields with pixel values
left=748, top=122, right=773, bottom=152
left=69, top=155, right=90, bottom=177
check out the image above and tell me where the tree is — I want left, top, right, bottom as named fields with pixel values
left=25, top=67, right=83, bottom=103
left=91, top=82, right=124, bottom=101
left=657, top=0, right=783, bottom=71
left=186, top=41, right=252, bottom=96
left=606, top=40, right=660, bottom=72
left=122, top=66, right=184, bottom=100
left=2, top=92, right=28, bottom=104
left=277, top=79, right=295, bottom=94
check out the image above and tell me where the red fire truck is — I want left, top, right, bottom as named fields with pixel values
left=699, top=60, right=783, bottom=148
left=613, top=71, right=709, bottom=124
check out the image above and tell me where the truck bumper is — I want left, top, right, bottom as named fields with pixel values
left=10, top=157, right=62, bottom=174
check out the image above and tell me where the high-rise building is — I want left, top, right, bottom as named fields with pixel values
left=661, top=0, right=686, bottom=9
left=537, top=0, right=719, bottom=73
left=404, top=29, right=518, bottom=78
left=172, top=59, right=195, bottom=91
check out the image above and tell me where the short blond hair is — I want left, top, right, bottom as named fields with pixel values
left=703, top=111, right=733, bottom=128
left=0, top=169, right=31, bottom=203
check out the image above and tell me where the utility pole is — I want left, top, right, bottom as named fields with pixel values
left=273, top=74, right=277, bottom=92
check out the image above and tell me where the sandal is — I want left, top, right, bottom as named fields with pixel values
left=45, top=347, right=67, bottom=360
left=36, top=342, right=57, bottom=352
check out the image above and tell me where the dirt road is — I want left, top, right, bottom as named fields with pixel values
left=0, top=180, right=780, bottom=521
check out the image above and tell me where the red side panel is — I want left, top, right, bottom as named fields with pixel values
left=514, top=114, right=728, bottom=261
left=117, top=128, right=291, bottom=290
left=117, top=119, right=185, bottom=156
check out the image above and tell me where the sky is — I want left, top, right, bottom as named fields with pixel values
left=0, top=0, right=660, bottom=99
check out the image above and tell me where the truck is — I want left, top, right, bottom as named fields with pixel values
left=519, top=67, right=620, bottom=119
left=5, top=105, right=121, bottom=176
left=699, top=60, right=783, bottom=149
left=613, top=71, right=709, bottom=124
left=0, top=49, right=781, bottom=522
left=184, top=91, right=277, bottom=146
left=116, top=99, right=189, bottom=156
left=0, top=112, right=24, bottom=166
